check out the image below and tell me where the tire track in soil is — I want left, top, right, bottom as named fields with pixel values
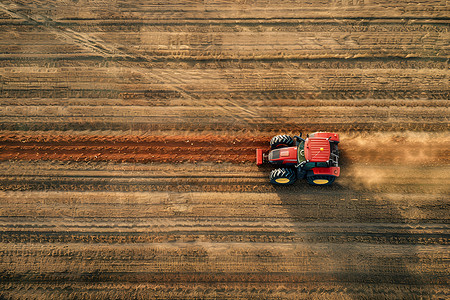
left=0, top=2, right=131, bottom=60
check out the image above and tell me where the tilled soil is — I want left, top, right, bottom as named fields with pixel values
left=0, top=132, right=448, bottom=165
left=0, top=0, right=449, bottom=299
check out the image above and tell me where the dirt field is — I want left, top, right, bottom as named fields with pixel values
left=0, top=0, right=449, bottom=299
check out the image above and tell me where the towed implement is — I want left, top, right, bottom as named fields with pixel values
left=256, top=132, right=340, bottom=186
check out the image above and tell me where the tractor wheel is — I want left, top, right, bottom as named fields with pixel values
left=270, top=135, right=294, bottom=149
left=270, top=168, right=296, bottom=185
left=306, top=174, right=335, bottom=186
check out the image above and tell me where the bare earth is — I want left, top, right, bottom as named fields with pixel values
left=0, top=1, right=449, bottom=299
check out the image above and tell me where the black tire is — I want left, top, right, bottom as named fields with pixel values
left=270, top=168, right=296, bottom=185
left=306, top=173, right=335, bottom=186
left=270, top=135, right=294, bottom=149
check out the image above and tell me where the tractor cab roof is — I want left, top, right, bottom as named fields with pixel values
left=305, top=138, right=331, bottom=162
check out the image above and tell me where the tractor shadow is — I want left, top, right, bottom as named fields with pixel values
left=262, top=148, right=435, bottom=298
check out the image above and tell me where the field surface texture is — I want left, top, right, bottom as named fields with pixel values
left=0, top=0, right=449, bottom=299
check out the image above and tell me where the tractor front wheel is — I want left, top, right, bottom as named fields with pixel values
left=270, top=135, right=294, bottom=149
left=270, top=168, right=296, bottom=185
left=306, top=174, right=335, bottom=186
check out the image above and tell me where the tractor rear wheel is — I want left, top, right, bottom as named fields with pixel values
left=306, top=174, right=335, bottom=186
left=270, top=135, right=294, bottom=149
left=270, top=168, right=296, bottom=185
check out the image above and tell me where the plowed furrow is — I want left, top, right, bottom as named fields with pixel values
left=2, top=0, right=449, bottom=20
left=0, top=132, right=448, bottom=165
left=2, top=120, right=448, bottom=132
left=0, top=230, right=447, bottom=245
left=0, top=283, right=447, bottom=300
left=2, top=271, right=447, bottom=286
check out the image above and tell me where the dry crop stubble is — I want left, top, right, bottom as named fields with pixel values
left=0, top=160, right=449, bottom=299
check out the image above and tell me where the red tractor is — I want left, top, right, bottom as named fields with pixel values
left=256, top=132, right=340, bottom=186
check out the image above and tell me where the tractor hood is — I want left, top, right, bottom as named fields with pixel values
left=305, top=138, right=331, bottom=162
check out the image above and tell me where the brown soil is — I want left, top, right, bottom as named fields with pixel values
left=0, top=132, right=267, bottom=163
left=0, top=0, right=449, bottom=299
left=0, top=132, right=448, bottom=165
